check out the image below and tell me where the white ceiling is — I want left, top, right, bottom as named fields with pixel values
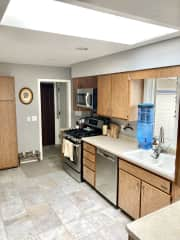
left=0, top=0, right=179, bottom=67
left=61, top=0, right=180, bottom=28
left=0, top=26, right=128, bottom=66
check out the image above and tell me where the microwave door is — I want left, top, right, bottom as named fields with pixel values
left=77, top=93, right=86, bottom=107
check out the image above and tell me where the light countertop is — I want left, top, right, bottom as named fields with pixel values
left=127, top=201, right=180, bottom=240
left=82, top=135, right=175, bottom=181
left=83, top=135, right=138, bottom=156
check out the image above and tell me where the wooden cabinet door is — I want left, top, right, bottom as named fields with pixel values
left=141, top=182, right=171, bottom=217
left=0, top=77, right=15, bottom=101
left=78, top=77, right=97, bottom=89
left=0, top=101, right=18, bottom=169
left=97, top=75, right=112, bottom=116
left=119, top=169, right=141, bottom=219
left=111, top=73, right=129, bottom=119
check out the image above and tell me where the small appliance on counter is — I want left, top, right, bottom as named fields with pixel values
left=76, top=117, right=86, bottom=129
left=63, top=116, right=110, bottom=182
left=109, top=123, right=120, bottom=138
left=137, top=103, right=154, bottom=149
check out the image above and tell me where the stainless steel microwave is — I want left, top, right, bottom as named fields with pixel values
left=76, top=88, right=97, bottom=110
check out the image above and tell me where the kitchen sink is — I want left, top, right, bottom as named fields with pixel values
left=123, top=149, right=176, bottom=180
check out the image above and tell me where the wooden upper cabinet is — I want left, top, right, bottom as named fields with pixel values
left=98, top=73, right=143, bottom=120
left=112, top=73, right=143, bottom=120
left=0, top=77, right=15, bottom=101
left=141, top=182, right=171, bottom=217
left=111, top=73, right=129, bottom=119
left=97, top=75, right=112, bottom=116
left=73, top=76, right=97, bottom=111
left=78, top=76, right=97, bottom=89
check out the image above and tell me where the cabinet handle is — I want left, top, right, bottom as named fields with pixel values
left=142, top=185, right=145, bottom=196
left=160, top=185, right=168, bottom=191
left=136, top=182, right=140, bottom=189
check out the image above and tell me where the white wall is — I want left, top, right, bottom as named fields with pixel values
left=54, top=82, right=69, bottom=145
left=71, top=37, right=180, bottom=77
left=0, top=63, right=71, bottom=153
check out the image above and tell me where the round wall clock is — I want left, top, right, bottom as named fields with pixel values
left=19, top=87, right=33, bottom=105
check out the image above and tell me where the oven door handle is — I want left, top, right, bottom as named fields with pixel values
left=65, top=138, right=80, bottom=147
left=73, top=144, right=80, bottom=148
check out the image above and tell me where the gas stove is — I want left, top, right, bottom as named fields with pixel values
left=63, top=116, right=110, bottom=182
left=63, top=127, right=102, bottom=143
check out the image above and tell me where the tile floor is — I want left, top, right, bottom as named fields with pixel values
left=0, top=145, right=131, bottom=240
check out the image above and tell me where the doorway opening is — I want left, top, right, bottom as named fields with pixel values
left=38, top=79, right=71, bottom=161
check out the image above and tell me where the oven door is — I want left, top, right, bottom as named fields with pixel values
left=64, top=140, right=82, bottom=173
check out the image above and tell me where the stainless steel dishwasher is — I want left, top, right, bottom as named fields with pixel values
left=96, top=148, right=118, bottom=206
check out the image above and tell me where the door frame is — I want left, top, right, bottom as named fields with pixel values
left=38, top=79, right=71, bottom=160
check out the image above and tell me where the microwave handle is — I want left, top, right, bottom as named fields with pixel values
left=86, top=93, right=91, bottom=107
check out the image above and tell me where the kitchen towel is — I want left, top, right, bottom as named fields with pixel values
left=62, top=139, right=74, bottom=161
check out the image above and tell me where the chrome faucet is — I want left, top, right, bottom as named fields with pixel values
left=152, top=126, right=164, bottom=159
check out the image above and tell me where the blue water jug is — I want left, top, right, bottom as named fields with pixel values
left=136, top=103, right=154, bottom=149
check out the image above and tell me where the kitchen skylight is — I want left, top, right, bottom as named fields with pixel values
left=1, top=0, right=178, bottom=44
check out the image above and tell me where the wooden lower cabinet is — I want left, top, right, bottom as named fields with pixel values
left=119, top=159, right=172, bottom=219
left=83, top=142, right=96, bottom=154
left=172, top=184, right=180, bottom=202
left=0, top=101, right=18, bottom=169
left=83, top=143, right=96, bottom=187
left=83, top=166, right=95, bottom=186
left=119, top=169, right=141, bottom=219
left=141, top=182, right=171, bottom=217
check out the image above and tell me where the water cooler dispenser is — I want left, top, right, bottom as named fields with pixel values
left=136, top=103, right=155, bottom=149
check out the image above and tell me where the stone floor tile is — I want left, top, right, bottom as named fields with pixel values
left=101, top=208, right=131, bottom=225
left=69, top=189, right=108, bottom=214
left=85, top=211, right=113, bottom=231
left=1, top=198, right=26, bottom=223
left=0, top=171, right=12, bottom=185
left=19, top=186, right=46, bottom=209
left=5, top=216, right=38, bottom=240
left=78, top=232, right=105, bottom=240
left=0, top=218, right=8, bottom=240
left=28, top=204, right=62, bottom=234
left=0, top=145, right=131, bottom=240
left=38, top=226, right=73, bottom=240
left=51, top=196, right=81, bottom=224
left=100, top=221, right=129, bottom=240
left=65, top=217, right=95, bottom=239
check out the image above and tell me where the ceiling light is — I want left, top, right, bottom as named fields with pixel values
left=1, top=0, right=178, bottom=44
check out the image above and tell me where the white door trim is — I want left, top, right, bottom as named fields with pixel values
left=38, top=78, right=71, bottom=160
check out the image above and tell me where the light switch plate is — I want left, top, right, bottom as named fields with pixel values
left=32, top=116, right=37, bottom=122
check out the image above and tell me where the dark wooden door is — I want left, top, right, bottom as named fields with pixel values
left=41, top=83, right=55, bottom=146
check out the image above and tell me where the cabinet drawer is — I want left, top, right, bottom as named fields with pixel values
left=83, top=143, right=96, bottom=154
left=83, top=150, right=96, bottom=162
left=119, top=159, right=171, bottom=194
left=83, top=166, right=95, bottom=186
left=83, top=158, right=95, bottom=171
